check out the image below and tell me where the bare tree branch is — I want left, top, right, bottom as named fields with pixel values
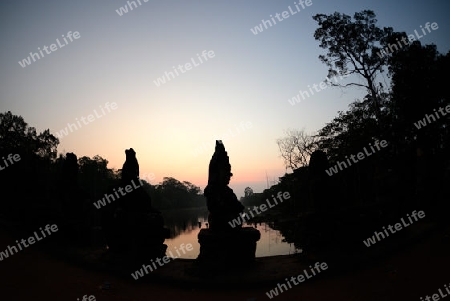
left=276, top=129, right=320, bottom=171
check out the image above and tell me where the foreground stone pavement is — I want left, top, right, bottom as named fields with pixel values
left=1, top=224, right=449, bottom=301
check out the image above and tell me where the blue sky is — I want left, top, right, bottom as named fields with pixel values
left=1, top=0, right=449, bottom=197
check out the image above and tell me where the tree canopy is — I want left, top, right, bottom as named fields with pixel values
left=276, top=10, right=450, bottom=210
left=312, top=10, right=397, bottom=124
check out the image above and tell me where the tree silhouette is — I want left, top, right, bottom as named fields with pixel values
left=312, top=10, right=397, bottom=124
left=388, top=42, right=449, bottom=151
left=78, top=155, right=118, bottom=200
left=0, top=111, right=60, bottom=214
left=276, top=129, right=319, bottom=171
left=150, top=177, right=204, bottom=209
left=0, top=111, right=59, bottom=157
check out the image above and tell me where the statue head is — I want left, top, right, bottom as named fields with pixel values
left=208, top=141, right=232, bottom=186
left=125, top=148, right=136, bottom=160
left=122, top=148, right=139, bottom=182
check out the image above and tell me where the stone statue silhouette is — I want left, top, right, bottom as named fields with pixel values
left=121, top=148, right=139, bottom=185
left=204, top=140, right=244, bottom=231
left=197, top=141, right=260, bottom=266
left=103, top=148, right=168, bottom=259
left=309, top=150, right=332, bottom=212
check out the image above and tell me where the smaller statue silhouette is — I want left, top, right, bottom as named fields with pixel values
left=121, top=148, right=139, bottom=185
left=102, top=148, right=169, bottom=259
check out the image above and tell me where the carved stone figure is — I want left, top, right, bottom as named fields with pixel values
left=103, top=148, right=169, bottom=260
left=204, top=141, right=245, bottom=231
left=197, top=141, right=260, bottom=266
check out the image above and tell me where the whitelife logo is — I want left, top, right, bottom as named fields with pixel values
left=377, top=22, right=438, bottom=58
left=54, top=102, right=118, bottom=139
left=153, top=50, right=215, bottom=87
left=77, top=295, right=96, bottom=301
left=0, top=224, right=58, bottom=261
left=420, top=283, right=450, bottom=301
left=325, top=140, right=388, bottom=176
left=93, top=178, right=144, bottom=209
left=18, top=31, right=80, bottom=68
left=265, top=262, right=328, bottom=298
left=287, top=73, right=349, bottom=105
left=0, top=154, right=21, bottom=171
left=228, top=191, right=291, bottom=228
left=115, top=0, right=149, bottom=16
left=414, top=104, right=450, bottom=130
left=363, top=210, right=425, bottom=247
left=131, top=243, right=193, bottom=280
left=250, top=0, right=313, bottom=35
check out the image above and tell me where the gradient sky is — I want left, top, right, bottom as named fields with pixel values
left=1, top=0, right=449, bottom=197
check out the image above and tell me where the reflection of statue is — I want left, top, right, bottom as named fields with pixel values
left=204, top=141, right=244, bottom=231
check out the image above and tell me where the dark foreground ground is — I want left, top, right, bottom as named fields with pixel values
left=1, top=221, right=450, bottom=301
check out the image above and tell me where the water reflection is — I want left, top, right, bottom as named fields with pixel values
left=160, top=208, right=301, bottom=259
left=161, top=207, right=209, bottom=238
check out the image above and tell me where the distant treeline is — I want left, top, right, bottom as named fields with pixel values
left=144, top=177, right=206, bottom=210
left=0, top=111, right=205, bottom=224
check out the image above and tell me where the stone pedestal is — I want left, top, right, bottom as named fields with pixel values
left=197, top=227, right=261, bottom=265
left=127, top=211, right=170, bottom=260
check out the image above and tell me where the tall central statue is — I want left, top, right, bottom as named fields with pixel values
left=197, top=140, right=260, bottom=266
left=204, top=140, right=244, bottom=231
